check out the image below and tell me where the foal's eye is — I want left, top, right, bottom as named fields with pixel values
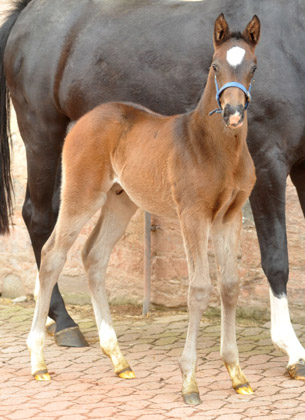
left=251, top=65, right=257, bottom=74
left=212, top=64, right=218, bottom=72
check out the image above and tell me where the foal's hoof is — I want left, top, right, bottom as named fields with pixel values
left=234, top=383, right=254, bottom=395
left=116, top=367, right=136, bottom=379
left=55, top=326, right=89, bottom=347
left=288, top=360, right=305, bottom=380
left=34, top=369, right=51, bottom=381
left=183, top=392, right=202, bottom=406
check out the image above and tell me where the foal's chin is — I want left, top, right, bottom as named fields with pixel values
left=223, top=115, right=244, bottom=130
left=225, top=120, right=244, bottom=130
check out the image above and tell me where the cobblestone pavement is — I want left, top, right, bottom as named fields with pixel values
left=1, top=299, right=305, bottom=420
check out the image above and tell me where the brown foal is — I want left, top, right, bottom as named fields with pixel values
left=27, top=14, right=260, bottom=405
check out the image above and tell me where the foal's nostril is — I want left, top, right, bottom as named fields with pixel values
left=223, top=104, right=244, bottom=128
left=223, top=104, right=243, bottom=118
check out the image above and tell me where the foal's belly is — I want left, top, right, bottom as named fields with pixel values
left=115, top=177, right=178, bottom=219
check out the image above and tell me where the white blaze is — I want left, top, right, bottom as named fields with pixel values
left=226, top=46, right=245, bottom=67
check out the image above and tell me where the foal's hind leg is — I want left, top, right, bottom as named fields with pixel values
left=212, top=213, right=253, bottom=395
left=27, top=187, right=107, bottom=380
left=82, top=188, right=138, bottom=379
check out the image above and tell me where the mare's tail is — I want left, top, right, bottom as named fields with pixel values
left=0, top=0, right=32, bottom=234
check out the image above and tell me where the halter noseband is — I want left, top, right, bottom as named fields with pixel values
left=209, top=75, right=253, bottom=116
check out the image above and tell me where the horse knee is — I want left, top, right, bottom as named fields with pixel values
left=188, top=283, right=212, bottom=311
left=220, top=279, right=239, bottom=304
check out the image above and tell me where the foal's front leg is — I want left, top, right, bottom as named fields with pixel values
left=179, top=213, right=212, bottom=405
left=212, top=213, right=253, bottom=394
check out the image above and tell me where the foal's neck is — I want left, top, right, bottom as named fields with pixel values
left=188, top=70, right=247, bottom=155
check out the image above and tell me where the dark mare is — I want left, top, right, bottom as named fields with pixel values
left=1, top=0, right=305, bottom=379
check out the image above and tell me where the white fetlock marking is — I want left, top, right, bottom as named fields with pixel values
left=27, top=330, right=44, bottom=351
left=269, top=289, right=305, bottom=366
left=99, top=320, right=118, bottom=350
left=27, top=330, right=47, bottom=374
left=99, top=320, right=126, bottom=367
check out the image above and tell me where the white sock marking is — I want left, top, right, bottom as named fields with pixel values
left=269, top=289, right=305, bottom=366
left=99, top=320, right=118, bottom=349
left=226, top=46, right=245, bottom=67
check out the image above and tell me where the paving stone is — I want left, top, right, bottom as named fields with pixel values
left=9, top=408, right=41, bottom=419
left=1, top=300, right=305, bottom=420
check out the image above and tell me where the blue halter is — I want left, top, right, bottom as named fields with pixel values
left=209, top=75, right=253, bottom=116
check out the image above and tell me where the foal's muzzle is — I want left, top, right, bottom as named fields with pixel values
left=223, top=104, right=244, bottom=129
left=209, top=76, right=252, bottom=121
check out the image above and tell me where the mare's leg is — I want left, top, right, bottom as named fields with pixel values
left=20, top=128, right=88, bottom=347
left=178, top=212, right=212, bottom=405
left=250, top=164, right=305, bottom=379
left=82, top=187, right=138, bottom=379
left=285, top=160, right=305, bottom=379
left=27, top=181, right=107, bottom=380
left=212, top=213, right=253, bottom=394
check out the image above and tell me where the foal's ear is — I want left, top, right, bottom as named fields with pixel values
left=243, top=15, right=260, bottom=47
left=213, top=13, right=230, bottom=47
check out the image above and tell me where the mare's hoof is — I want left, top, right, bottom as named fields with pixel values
left=288, top=360, right=305, bottom=380
left=183, top=392, right=202, bottom=405
left=34, top=369, right=51, bottom=381
left=116, top=367, right=136, bottom=379
left=55, top=326, right=89, bottom=347
left=234, top=383, right=254, bottom=395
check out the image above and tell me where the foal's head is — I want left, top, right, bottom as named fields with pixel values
left=210, top=14, right=260, bottom=129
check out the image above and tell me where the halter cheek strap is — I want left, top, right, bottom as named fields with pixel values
left=209, top=75, right=253, bottom=116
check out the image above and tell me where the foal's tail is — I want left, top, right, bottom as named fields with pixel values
left=0, top=0, right=32, bottom=234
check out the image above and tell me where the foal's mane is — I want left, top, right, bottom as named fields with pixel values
left=229, top=31, right=251, bottom=46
